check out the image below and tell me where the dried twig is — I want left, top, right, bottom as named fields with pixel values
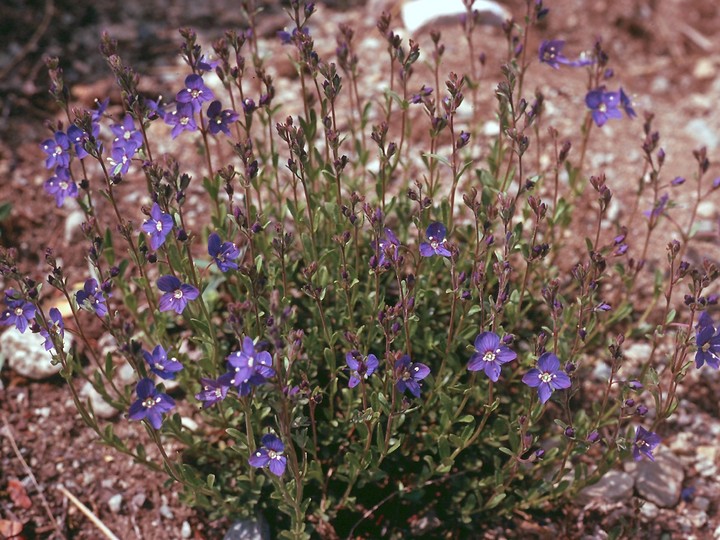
left=1, top=414, right=64, bottom=538
left=56, top=485, right=121, bottom=540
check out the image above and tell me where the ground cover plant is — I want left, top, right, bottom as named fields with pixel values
left=1, top=0, right=719, bottom=537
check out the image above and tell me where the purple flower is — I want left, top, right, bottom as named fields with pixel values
left=0, top=291, right=35, bottom=333
left=522, top=352, right=572, bottom=404
left=157, top=275, right=199, bottom=314
left=195, top=373, right=233, bottom=408
left=394, top=354, right=430, bottom=398
left=207, top=101, right=239, bottom=136
left=141, top=203, right=174, bottom=250
left=377, top=228, right=401, bottom=267
left=128, top=378, right=176, bottom=429
left=165, top=102, right=198, bottom=139
left=107, top=142, right=135, bottom=176
left=227, top=337, right=275, bottom=387
left=39, top=307, right=64, bottom=350
left=277, top=26, right=309, bottom=45
left=75, top=278, right=108, bottom=317
left=248, top=434, right=287, bottom=476
left=40, top=131, right=71, bottom=169
left=419, top=222, right=451, bottom=258
left=467, top=332, right=517, bottom=382
left=632, top=426, right=660, bottom=461
left=208, top=232, right=241, bottom=272
left=345, top=350, right=379, bottom=388
left=67, top=125, right=90, bottom=159
left=176, top=74, right=214, bottom=113
left=643, top=193, right=669, bottom=220
left=110, top=114, right=143, bottom=152
left=410, top=85, right=433, bottom=104
left=144, top=344, right=184, bottom=380
left=585, top=87, right=622, bottom=127
left=44, top=167, right=78, bottom=207
left=619, top=88, right=637, bottom=119
left=538, top=40, right=571, bottom=69
left=695, top=312, right=720, bottom=369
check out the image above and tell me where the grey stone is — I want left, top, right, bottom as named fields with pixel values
left=224, top=515, right=271, bottom=540
left=694, top=496, right=710, bottom=512
left=3, top=327, right=66, bottom=379
left=632, top=451, right=684, bottom=508
left=108, top=493, right=123, bottom=513
left=578, top=470, right=635, bottom=504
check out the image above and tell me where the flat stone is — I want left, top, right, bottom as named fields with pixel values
left=685, top=118, right=719, bottom=151
left=577, top=470, right=634, bottom=504
left=632, top=451, right=684, bottom=508
left=401, top=0, right=509, bottom=34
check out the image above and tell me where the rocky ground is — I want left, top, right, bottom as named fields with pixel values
left=1, top=0, right=720, bottom=538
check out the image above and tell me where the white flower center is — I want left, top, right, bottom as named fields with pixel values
left=155, top=221, right=163, bottom=232
left=483, top=351, right=496, bottom=363
left=540, top=372, right=554, bottom=383
left=14, top=307, right=24, bottom=316
left=173, top=290, right=184, bottom=299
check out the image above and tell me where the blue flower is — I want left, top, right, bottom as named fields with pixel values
left=195, top=373, right=234, bottom=408
left=75, top=278, right=108, bottom=317
left=207, top=101, right=239, bottom=136
left=585, top=87, right=622, bottom=127
left=0, top=290, right=35, bottom=333
left=632, top=426, right=660, bottom=461
left=39, top=307, right=64, bottom=350
left=248, top=433, right=287, bottom=476
left=208, top=232, right=241, bottom=272
left=141, top=203, right=174, bottom=251
left=44, top=167, right=78, bottom=207
left=346, top=350, right=379, bottom=388
left=522, top=352, right=571, bottom=404
left=110, top=114, right=143, bottom=152
left=144, top=344, right=184, bottom=380
left=467, top=332, right=516, bottom=382
left=394, top=354, right=430, bottom=397
left=128, top=378, right=176, bottom=429
left=176, top=74, right=214, bottom=114
left=695, top=312, right=720, bottom=369
left=419, top=222, right=451, bottom=258
left=377, top=228, right=400, bottom=267
left=227, top=337, right=275, bottom=388
left=40, top=131, right=71, bottom=170
left=157, top=275, right=199, bottom=314
left=165, top=102, right=198, bottom=139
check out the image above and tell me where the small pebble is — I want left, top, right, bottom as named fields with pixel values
left=181, top=521, right=192, bottom=539
left=108, top=494, right=123, bottom=513
left=640, top=501, right=659, bottom=519
left=693, top=496, right=710, bottom=512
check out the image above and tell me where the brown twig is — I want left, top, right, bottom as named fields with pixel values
left=56, top=485, right=121, bottom=540
left=1, top=414, right=64, bottom=538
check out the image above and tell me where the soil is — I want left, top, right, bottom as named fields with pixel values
left=1, top=0, right=720, bottom=538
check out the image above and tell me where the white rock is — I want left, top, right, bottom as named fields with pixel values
left=623, top=343, right=652, bottom=363
left=181, top=521, right=192, bottom=539
left=80, top=381, right=120, bottom=419
left=2, top=328, right=65, bottom=380
left=639, top=501, right=659, bottom=519
left=108, top=493, right=123, bottom=513
left=401, top=0, right=509, bottom=34
left=697, top=201, right=716, bottom=219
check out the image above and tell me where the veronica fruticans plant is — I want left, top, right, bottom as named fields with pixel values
left=2, top=1, right=717, bottom=537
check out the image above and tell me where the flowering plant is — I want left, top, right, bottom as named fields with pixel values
left=1, top=0, right=718, bottom=537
